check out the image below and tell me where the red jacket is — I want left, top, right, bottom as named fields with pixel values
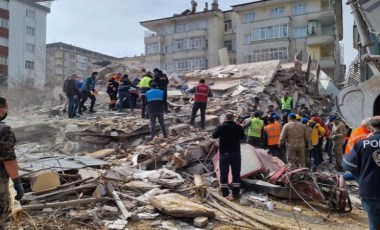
left=194, top=84, right=210, bottom=103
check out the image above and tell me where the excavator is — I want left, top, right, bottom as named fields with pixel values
left=338, top=0, right=380, bottom=127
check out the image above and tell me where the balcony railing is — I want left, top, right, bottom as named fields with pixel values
left=144, top=30, right=157, bottom=38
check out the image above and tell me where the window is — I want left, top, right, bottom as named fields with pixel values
left=0, top=36, right=7, bottom=47
left=0, top=0, right=9, bottom=10
left=26, top=26, right=35, bottom=36
left=293, top=26, right=308, bottom=38
left=244, top=12, right=255, bottom=23
left=251, top=47, right=288, bottom=63
left=224, top=20, right=232, bottom=32
left=166, top=25, right=174, bottom=34
left=176, top=24, right=184, bottom=33
left=199, top=20, right=208, bottom=29
left=26, top=43, right=35, bottom=53
left=0, top=56, right=7, bottom=65
left=26, top=9, right=36, bottom=19
left=244, top=34, right=251, bottom=44
left=224, top=40, right=232, bottom=51
left=175, top=58, right=205, bottom=70
left=0, top=18, right=8, bottom=29
left=293, top=3, right=307, bottom=15
left=308, top=21, right=318, bottom=35
left=252, top=24, right=288, bottom=41
left=271, top=7, right=285, bottom=18
left=145, top=43, right=160, bottom=54
left=25, top=60, right=34, bottom=70
left=175, top=41, right=182, bottom=50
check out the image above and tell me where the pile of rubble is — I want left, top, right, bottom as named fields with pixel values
left=6, top=61, right=367, bottom=230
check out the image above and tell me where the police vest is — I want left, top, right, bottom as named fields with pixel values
left=146, top=89, right=164, bottom=102
left=345, top=126, right=370, bottom=154
left=248, top=118, right=264, bottom=138
left=281, top=97, right=292, bottom=110
left=139, top=76, right=152, bottom=88
left=194, top=84, right=209, bottom=103
left=264, top=123, right=282, bottom=146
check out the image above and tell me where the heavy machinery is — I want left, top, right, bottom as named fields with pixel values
left=338, top=0, right=380, bottom=127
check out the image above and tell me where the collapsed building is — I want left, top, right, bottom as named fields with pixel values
left=5, top=60, right=367, bottom=230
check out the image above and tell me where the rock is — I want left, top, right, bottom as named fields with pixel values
left=195, top=115, right=220, bottom=128
left=150, top=220, right=162, bottom=227
left=30, top=170, right=60, bottom=192
left=206, top=107, right=223, bottom=115
left=194, top=217, right=208, bottom=228
left=168, top=124, right=190, bottom=136
left=186, top=163, right=204, bottom=174
left=149, top=193, right=215, bottom=218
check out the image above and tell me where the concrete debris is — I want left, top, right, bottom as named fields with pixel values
left=8, top=61, right=364, bottom=229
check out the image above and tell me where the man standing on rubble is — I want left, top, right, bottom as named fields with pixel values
left=263, top=117, right=286, bottom=162
left=280, top=91, right=293, bottom=114
left=279, top=113, right=308, bottom=168
left=117, top=74, right=134, bottom=112
left=213, top=113, right=245, bottom=200
left=189, top=79, right=213, bottom=129
left=80, top=71, right=98, bottom=113
left=343, top=117, right=380, bottom=229
left=138, top=71, right=153, bottom=119
left=153, top=68, right=170, bottom=113
left=65, top=74, right=81, bottom=118
left=146, top=83, right=167, bottom=140
left=329, top=115, right=347, bottom=171
left=243, top=111, right=264, bottom=148
left=0, top=97, right=24, bottom=229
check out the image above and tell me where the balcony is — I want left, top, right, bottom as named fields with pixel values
left=144, top=34, right=164, bottom=44
left=172, top=29, right=207, bottom=40
left=172, top=49, right=207, bottom=60
left=307, top=9, right=334, bottom=22
left=307, top=32, right=334, bottom=45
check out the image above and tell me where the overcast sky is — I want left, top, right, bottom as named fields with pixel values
left=47, top=0, right=356, bottom=65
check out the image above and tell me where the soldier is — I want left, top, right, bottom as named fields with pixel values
left=279, top=113, right=308, bottom=168
left=0, top=97, right=24, bottom=229
left=329, top=115, right=347, bottom=171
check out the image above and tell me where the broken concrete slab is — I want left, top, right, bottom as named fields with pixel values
left=194, top=216, right=208, bottom=228
left=168, top=124, right=190, bottom=136
left=30, top=170, right=60, bottom=192
left=149, top=193, right=215, bottom=218
left=194, top=115, right=220, bottom=128
left=86, top=148, right=116, bottom=159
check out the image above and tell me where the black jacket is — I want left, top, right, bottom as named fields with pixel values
left=65, top=79, right=79, bottom=96
left=212, top=121, right=245, bottom=154
left=154, top=71, right=169, bottom=89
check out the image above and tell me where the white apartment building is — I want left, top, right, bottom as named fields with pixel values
left=140, top=1, right=224, bottom=73
left=7, top=0, right=50, bottom=88
left=46, top=42, right=117, bottom=81
left=141, top=0, right=343, bottom=83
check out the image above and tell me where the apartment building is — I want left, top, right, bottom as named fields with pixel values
left=0, top=0, right=50, bottom=88
left=46, top=42, right=117, bottom=81
left=141, top=0, right=343, bottom=83
left=233, top=0, right=343, bottom=82
left=140, top=1, right=225, bottom=73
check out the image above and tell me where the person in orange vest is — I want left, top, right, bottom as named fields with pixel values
left=263, top=117, right=286, bottom=163
left=188, top=79, right=213, bottom=129
left=345, top=118, right=372, bottom=155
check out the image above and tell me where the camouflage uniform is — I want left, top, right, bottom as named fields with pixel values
left=279, top=121, right=308, bottom=168
left=330, top=120, right=347, bottom=166
left=0, top=123, right=17, bottom=230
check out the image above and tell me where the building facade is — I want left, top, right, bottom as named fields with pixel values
left=1, top=0, right=50, bottom=88
left=141, top=0, right=343, bottom=82
left=46, top=42, right=117, bottom=81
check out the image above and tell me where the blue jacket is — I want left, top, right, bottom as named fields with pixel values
left=81, top=76, right=95, bottom=92
left=146, top=88, right=164, bottom=114
left=342, top=131, right=380, bottom=200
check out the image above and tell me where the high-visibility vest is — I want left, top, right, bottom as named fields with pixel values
left=248, top=118, right=264, bottom=138
left=264, top=123, right=282, bottom=146
left=139, top=76, right=152, bottom=88
left=194, top=84, right=209, bottom=103
left=281, top=96, right=292, bottom=110
left=345, top=126, right=370, bottom=154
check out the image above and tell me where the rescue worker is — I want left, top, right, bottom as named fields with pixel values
left=344, top=117, right=371, bottom=155
left=146, top=83, right=167, bottom=139
left=243, top=111, right=264, bottom=148
left=80, top=71, right=98, bottom=113
left=342, top=117, right=380, bottom=230
left=263, top=117, right=286, bottom=162
left=138, top=71, right=153, bottom=119
left=117, top=74, right=134, bottom=112
left=65, top=74, right=81, bottom=118
left=0, top=97, right=24, bottom=229
left=212, top=113, right=245, bottom=200
left=188, top=79, right=213, bottom=129
left=279, top=113, right=308, bottom=168
left=308, top=120, right=326, bottom=170
left=280, top=91, right=293, bottom=114
left=301, top=117, right=312, bottom=168
left=106, top=76, right=119, bottom=111
left=310, top=116, right=326, bottom=162
left=329, top=115, right=347, bottom=171
left=153, top=68, right=169, bottom=113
